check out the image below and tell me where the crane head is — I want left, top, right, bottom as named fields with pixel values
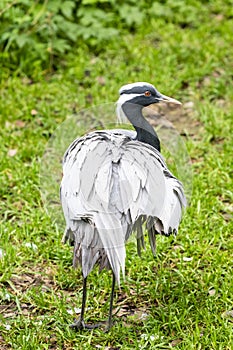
left=118, top=82, right=181, bottom=108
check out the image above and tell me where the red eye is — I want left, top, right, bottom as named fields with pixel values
left=144, top=91, right=151, bottom=97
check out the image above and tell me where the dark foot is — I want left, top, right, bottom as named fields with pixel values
left=105, top=323, right=112, bottom=333
left=70, top=318, right=105, bottom=330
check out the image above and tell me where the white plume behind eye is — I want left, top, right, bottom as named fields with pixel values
left=116, top=93, right=141, bottom=123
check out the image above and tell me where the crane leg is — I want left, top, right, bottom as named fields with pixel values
left=70, top=272, right=116, bottom=331
left=70, top=276, right=89, bottom=330
left=70, top=276, right=107, bottom=330
left=107, top=272, right=116, bottom=331
left=70, top=276, right=102, bottom=330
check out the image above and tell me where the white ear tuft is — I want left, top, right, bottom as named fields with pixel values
left=116, top=93, right=141, bottom=123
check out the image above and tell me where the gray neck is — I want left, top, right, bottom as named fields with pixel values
left=122, top=102, right=161, bottom=151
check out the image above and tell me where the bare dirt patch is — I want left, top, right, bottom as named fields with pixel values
left=146, top=101, right=203, bottom=140
left=0, top=336, right=11, bottom=350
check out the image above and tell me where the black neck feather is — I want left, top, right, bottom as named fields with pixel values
left=122, top=102, right=161, bottom=152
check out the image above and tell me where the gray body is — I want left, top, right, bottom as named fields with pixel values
left=60, top=128, right=186, bottom=284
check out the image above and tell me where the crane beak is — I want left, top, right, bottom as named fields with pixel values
left=158, top=94, right=182, bottom=106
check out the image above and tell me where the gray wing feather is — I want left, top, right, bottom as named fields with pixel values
left=60, top=130, right=186, bottom=284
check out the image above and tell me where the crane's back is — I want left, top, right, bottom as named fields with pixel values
left=60, top=130, right=186, bottom=283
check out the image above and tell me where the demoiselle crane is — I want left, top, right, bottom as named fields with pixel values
left=60, top=82, right=187, bottom=330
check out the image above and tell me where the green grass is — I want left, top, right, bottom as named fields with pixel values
left=1, top=2, right=233, bottom=349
